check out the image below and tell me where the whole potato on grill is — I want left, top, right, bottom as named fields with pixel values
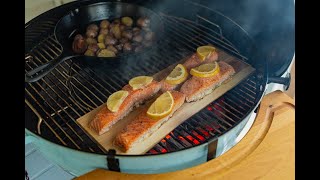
left=121, top=17, right=133, bottom=27
left=97, top=34, right=106, bottom=43
left=96, top=49, right=116, bottom=57
left=104, top=35, right=118, bottom=45
left=119, top=38, right=129, bottom=44
left=133, top=34, right=143, bottom=43
left=86, top=29, right=98, bottom=38
left=110, top=25, right=122, bottom=39
left=123, top=42, right=133, bottom=52
left=100, top=20, right=110, bottom=29
left=122, top=30, right=133, bottom=40
left=137, top=17, right=151, bottom=28
left=84, top=49, right=95, bottom=56
left=115, top=43, right=123, bottom=51
left=72, top=34, right=87, bottom=54
left=119, top=24, right=126, bottom=32
left=97, top=42, right=106, bottom=49
left=107, top=45, right=118, bottom=54
left=87, top=44, right=99, bottom=53
left=99, top=28, right=109, bottom=35
left=87, top=24, right=99, bottom=32
left=86, top=37, right=97, bottom=45
left=74, top=16, right=155, bottom=57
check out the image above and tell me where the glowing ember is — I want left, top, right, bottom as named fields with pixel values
left=161, top=139, right=166, bottom=143
left=186, top=135, right=200, bottom=145
left=207, top=106, right=213, bottom=111
left=205, top=125, right=214, bottom=131
left=161, top=148, right=167, bottom=153
left=149, top=149, right=157, bottom=154
left=165, top=135, right=171, bottom=139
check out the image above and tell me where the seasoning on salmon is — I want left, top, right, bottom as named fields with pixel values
left=90, top=80, right=161, bottom=135
left=114, top=91, right=185, bottom=152
left=180, top=61, right=235, bottom=102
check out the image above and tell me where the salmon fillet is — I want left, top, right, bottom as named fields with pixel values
left=180, top=61, right=235, bottom=102
left=183, top=51, right=218, bottom=71
left=90, top=80, right=161, bottom=135
left=114, top=91, right=186, bottom=152
left=160, top=51, right=218, bottom=92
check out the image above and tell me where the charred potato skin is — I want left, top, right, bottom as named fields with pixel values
left=72, top=34, right=87, bottom=54
left=121, top=30, right=133, bottom=40
left=87, top=24, right=99, bottom=32
left=137, top=17, right=151, bottom=28
left=87, top=44, right=99, bottom=53
left=73, top=17, right=155, bottom=57
left=123, top=42, right=133, bottom=52
left=86, top=29, right=98, bottom=38
left=100, top=20, right=110, bottom=29
left=104, top=35, right=118, bottom=45
left=99, top=28, right=109, bottom=35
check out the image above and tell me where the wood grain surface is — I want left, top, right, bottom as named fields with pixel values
left=77, top=50, right=255, bottom=154
left=75, top=90, right=295, bottom=179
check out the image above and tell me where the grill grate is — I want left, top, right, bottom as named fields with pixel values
left=25, top=11, right=263, bottom=155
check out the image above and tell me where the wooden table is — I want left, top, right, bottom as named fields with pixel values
left=75, top=90, right=295, bottom=179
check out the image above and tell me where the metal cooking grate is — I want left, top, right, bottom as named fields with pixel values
left=25, top=10, right=263, bottom=155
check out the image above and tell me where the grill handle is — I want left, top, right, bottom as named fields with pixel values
left=267, top=73, right=291, bottom=90
left=25, top=53, right=79, bottom=83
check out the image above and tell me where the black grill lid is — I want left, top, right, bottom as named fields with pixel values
left=196, top=0, right=295, bottom=77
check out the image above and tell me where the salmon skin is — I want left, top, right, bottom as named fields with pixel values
left=114, top=90, right=186, bottom=152
left=90, top=80, right=161, bottom=135
left=160, top=51, right=218, bottom=92
left=180, top=61, right=235, bottom=102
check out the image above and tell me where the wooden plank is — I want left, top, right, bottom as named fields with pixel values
left=77, top=50, right=255, bottom=155
left=75, top=91, right=295, bottom=179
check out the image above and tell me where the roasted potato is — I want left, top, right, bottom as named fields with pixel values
left=97, top=42, right=106, bottom=49
left=97, top=34, right=106, bottom=43
left=72, top=34, right=87, bottom=54
left=87, top=44, right=99, bottom=53
left=121, top=30, right=133, bottom=40
left=123, top=42, right=132, bottom=52
left=107, top=45, right=118, bottom=54
left=133, top=34, right=143, bottom=43
left=110, top=25, right=122, bottom=39
left=121, top=17, right=133, bottom=27
left=84, top=49, right=95, bottom=56
left=99, top=28, right=109, bottom=35
left=86, top=29, right=98, bottom=38
left=133, top=27, right=141, bottom=36
left=104, top=35, right=118, bottom=45
left=86, top=37, right=97, bottom=45
left=96, top=49, right=116, bottom=57
left=100, top=20, right=110, bottom=29
left=115, top=43, right=123, bottom=51
left=87, top=24, right=99, bottom=32
left=119, top=24, right=126, bottom=32
left=119, top=38, right=129, bottom=44
left=137, top=17, right=150, bottom=28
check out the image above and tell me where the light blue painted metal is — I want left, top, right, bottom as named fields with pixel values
left=25, top=109, right=254, bottom=176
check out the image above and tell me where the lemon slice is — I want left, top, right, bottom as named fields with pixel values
left=129, top=76, right=153, bottom=90
left=165, top=64, right=188, bottom=85
left=106, top=90, right=129, bottom=112
left=196, top=45, right=216, bottom=61
left=190, top=62, right=220, bottom=78
left=147, top=91, right=174, bottom=120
